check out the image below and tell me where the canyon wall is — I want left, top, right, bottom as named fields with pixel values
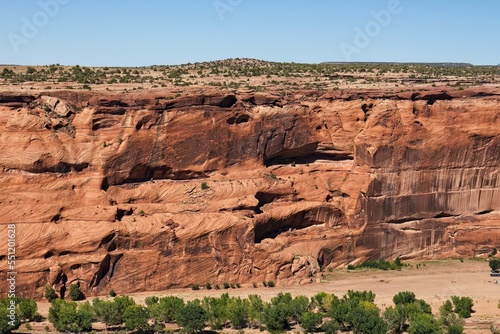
left=0, top=87, right=499, bottom=298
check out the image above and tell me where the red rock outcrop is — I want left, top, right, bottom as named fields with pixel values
left=0, top=87, right=499, bottom=299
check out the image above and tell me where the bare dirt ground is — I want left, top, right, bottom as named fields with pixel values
left=31, top=259, right=498, bottom=333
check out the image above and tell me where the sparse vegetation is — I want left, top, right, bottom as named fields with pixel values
left=347, top=258, right=406, bottom=271
left=69, top=283, right=84, bottom=301
left=44, top=285, right=58, bottom=302
left=1, top=60, right=497, bottom=92
left=489, top=258, right=500, bottom=272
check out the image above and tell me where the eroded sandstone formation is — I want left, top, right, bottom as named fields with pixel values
left=0, top=87, right=499, bottom=299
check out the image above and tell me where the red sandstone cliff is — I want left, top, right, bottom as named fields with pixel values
left=0, top=87, right=499, bottom=299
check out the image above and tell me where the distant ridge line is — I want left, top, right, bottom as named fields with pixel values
left=321, top=61, right=474, bottom=67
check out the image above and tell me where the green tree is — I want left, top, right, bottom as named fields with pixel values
left=384, top=304, right=408, bottom=334
left=393, top=291, right=416, bottom=305
left=346, top=290, right=376, bottom=303
left=349, top=301, right=387, bottom=334
left=321, top=319, right=340, bottom=334
left=17, top=298, right=38, bottom=321
left=440, top=313, right=464, bottom=334
left=451, top=296, right=474, bottom=318
left=156, top=296, right=185, bottom=323
left=290, top=295, right=310, bottom=322
left=247, top=294, right=265, bottom=328
left=48, top=299, right=93, bottom=333
left=489, top=258, right=500, bottom=272
left=227, top=297, right=249, bottom=329
left=124, top=305, right=149, bottom=332
left=0, top=299, right=20, bottom=334
left=406, top=299, right=432, bottom=319
left=440, top=300, right=453, bottom=317
left=145, top=296, right=159, bottom=306
left=92, top=296, right=135, bottom=328
left=300, top=311, right=323, bottom=333
left=264, top=302, right=290, bottom=331
left=408, top=313, right=441, bottom=334
left=44, top=285, right=58, bottom=302
left=69, top=284, right=84, bottom=301
left=177, top=301, right=208, bottom=334
left=201, top=295, right=228, bottom=330
left=78, top=302, right=95, bottom=332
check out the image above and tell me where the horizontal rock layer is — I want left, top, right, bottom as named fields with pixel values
left=0, top=87, right=499, bottom=299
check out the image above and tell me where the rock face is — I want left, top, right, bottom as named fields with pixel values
left=0, top=87, right=499, bottom=299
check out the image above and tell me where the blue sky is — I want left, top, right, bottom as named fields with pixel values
left=0, top=0, right=499, bottom=66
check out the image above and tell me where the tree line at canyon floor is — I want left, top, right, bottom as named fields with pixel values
left=1, top=257, right=499, bottom=334
left=0, top=288, right=479, bottom=334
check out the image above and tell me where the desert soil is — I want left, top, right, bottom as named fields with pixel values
left=31, top=259, right=499, bottom=333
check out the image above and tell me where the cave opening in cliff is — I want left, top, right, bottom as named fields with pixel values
left=227, top=114, right=250, bottom=125
left=254, top=207, right=342, bottom=243
left=264, top=152, right=353, bottom=167
left=121, top=164, right=209, bottom=184
left=254, top=191, right=285, bottom=214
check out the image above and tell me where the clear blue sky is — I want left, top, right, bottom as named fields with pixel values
left=1, top=0, right=499, bottom=66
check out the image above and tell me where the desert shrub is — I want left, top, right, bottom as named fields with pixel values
left=267, top=280, right=275, bottom=287
left=489, top=258, right=500, bottom=272
left=440, top=300, right=454, bottom=317
left=384, top=304, right=407, bottom=334
left=300, top=311, right=323, bottom=333
left=451, top=296, right=474, bottom=318
left=191, top=284, right=200, bottom=291
left=201, top=182, right=209, bottom=190
left=321, top=319, right=341, bottom=334
left=440, top=313, right=464, bottom=334
left=490, top=248, right=497, bottom=257
left=69, top=284, right=84, bottom=301
left=204, top=282, right=212, bottom=290
left=347, top=290, right=376, bottom=303
left=108, top=288, right=117, bottom=297
left=145, top=296, right=159, bottom=306
left=44, top=285, right=58, bottom=302
left=349, top=258, right=404, bottom=271
left=447, top=323, right=464, bottom=334
left=290, top=295, right=310, bottom=322
left=408, top=313, right=440, bottom=334
left=393, top=291, right=416, bottom=305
